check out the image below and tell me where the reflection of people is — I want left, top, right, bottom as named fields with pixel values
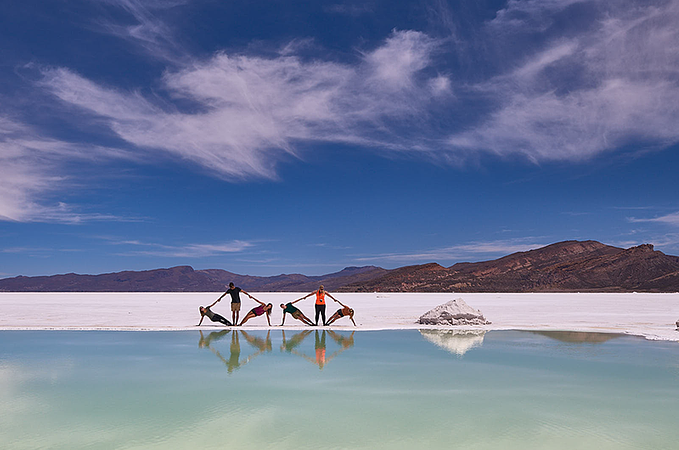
left=240, top=299, right=273, bottom=326
left=197, top=330, right=243, bottom=374
left=325, top=298, right=356, bottom=326
left=289, top=330, right=354, bottom=370
left=297, top=285, right=338, bottom=326
left=241, top=330, right=272, bottom=354
left=215, top=282, right=256, bottom=326
left=289, top=330, right=328, bottom=369
left=198, top=298, right=232, bottom=326
left=314, top=330, right=327, bottom=368
left=227, top=331, right=242, bottom=373
left=280, top=330, right=312, bottom=353
left=327, top=330, right=355, bottom=350
left=280, top=299, right=314, bottom=326
left=198, top=329, right=230, bottom=348
left=198, top=330, right=270, bottom=374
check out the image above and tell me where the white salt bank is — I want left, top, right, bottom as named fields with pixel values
left=0, top=292, right=678, bottom=341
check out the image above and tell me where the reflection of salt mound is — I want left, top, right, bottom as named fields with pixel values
left=420, top=330, right=486, bottom=356
left=418, top=298, right=490, bottom=325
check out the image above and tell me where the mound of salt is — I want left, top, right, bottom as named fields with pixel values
left=418, top=298, right=491, bottom=326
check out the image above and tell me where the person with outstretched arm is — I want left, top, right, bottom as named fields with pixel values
left=239, top=297, right=273, bottom=326
left=325, top=297, right=357, bottom=326
left=280, top=298, right=314, bottom=326
left=215, top=282, right=256, bottom=326
left=197, top=298, right=232, bottom=326
left=297, top=285, right=337, bottom=326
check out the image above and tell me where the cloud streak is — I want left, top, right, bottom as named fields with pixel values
left=354, top=238, right=548, bottom=265
left=6, top=0, right=679, bottom=224
left=40, top=30, right=449, bottom=180
left=0, top=116, right=137, bottom=222
left=629, top=212, right=679, bottom=227
left=41, top=0, right=679, bottom=180
left=112, top=239, right=254, bottom=258
left=448, top=0, right=679, bottom=162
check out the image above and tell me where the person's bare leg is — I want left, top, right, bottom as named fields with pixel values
left=239, top=311, right=255, bottom=326
left=325, top=313, right=340, bottom=326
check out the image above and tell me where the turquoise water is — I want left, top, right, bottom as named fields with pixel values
left=1, top=330, right=678, bottom=449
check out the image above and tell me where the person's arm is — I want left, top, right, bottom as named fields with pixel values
left=208, top=299, right=220, bottom=308
left=209, top=291, right=227, bottom=308
left=198, top=314, right=205, bottom=326
left=294, top=291, right=314, bottom=302
left=326, top=293, right=340, bottom=304
left=266, top=310, right=271, bottom=326
left=246, top=292, right=265, bottom=306
left=280, top=312, right=286, bottom=326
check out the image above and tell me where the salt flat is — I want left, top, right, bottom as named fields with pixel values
left=1, top=292, right=678, bottom=341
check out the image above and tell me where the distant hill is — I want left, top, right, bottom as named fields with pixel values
left=0, top=265, right=388, bottom=292
left=337, top=240, right=679, bottom=292
left=2, top=240, right=678, bottom=292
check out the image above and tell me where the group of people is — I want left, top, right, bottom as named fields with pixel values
left=198, top=283, right=356, bottom=327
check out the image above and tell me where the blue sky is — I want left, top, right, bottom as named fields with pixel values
left=1, top=0, right=679, bottom=277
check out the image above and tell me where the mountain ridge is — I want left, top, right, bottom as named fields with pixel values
left=338, top=240, right=679, bottom=292
left=1, top=240, right=678, bottom=292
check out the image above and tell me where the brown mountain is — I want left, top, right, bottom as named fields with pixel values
left=2, top=240, right=678, bottom=292
left=0, top=265, right=388, bottom=292
left=338, top=240, right=679, bottom=292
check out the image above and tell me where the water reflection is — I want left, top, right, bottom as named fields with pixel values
left=288, top=330, right=355, bottom=370
left=419, top=329, right=486, bottom=356
left=418, top=329, right=624, bottom=357
left=530, top=330, right=622, bottom=343
left=198, top=330, right=272, bottom=373
left=200, top=329, right=355, bottom=372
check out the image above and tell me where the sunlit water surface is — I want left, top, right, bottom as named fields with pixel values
left=1, top=330, right=678, bottom=449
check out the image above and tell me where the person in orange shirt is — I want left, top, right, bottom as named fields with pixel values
left=297, top=285, right=337, bottom=326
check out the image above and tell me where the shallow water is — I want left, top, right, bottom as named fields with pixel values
left=1, top=330, right=678, bottom=449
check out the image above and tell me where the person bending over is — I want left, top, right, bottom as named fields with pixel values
left=197, top=299, right=232, bottom=327
left=280, top=299, right=314, bottom=326
left=297, top=285, right=337, bottom=326
left=239, top=298, right=273, bottom=326
left=325, top=298, right=357, bottom=326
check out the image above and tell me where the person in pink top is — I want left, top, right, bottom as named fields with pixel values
left=239, top=297, right=273, bottom=326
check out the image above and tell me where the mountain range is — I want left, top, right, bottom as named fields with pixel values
left=1, top=240, right=678, bottom=292
left=337, top=240, right=679, bottom=292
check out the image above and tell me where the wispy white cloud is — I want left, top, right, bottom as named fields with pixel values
left=0, top=116, right=137, bottom=223
left=113, top=239, right=254, bottom=258
left=40, top=30, right=449, bottom=180
left=40, top=0, right=679, bottom=179
left=628, top=211, right=679, bottom=226
left=490, top=0, right=587, bottom=33
left=6, top=0, right=679, bottom=227
left=448, top=0, right=679, bottom=162
left=354, top=238, right=547, bottom=265
left=324, top=2, right=376, bottom=17
left=93, top=0, right=189, bottom=63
